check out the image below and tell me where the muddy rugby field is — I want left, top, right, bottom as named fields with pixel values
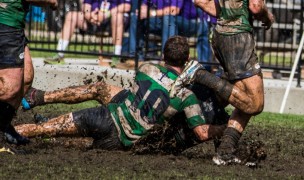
left=0, top=103, right=303, bottom=179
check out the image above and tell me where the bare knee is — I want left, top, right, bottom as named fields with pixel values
left=243, top=99, right=264, bottom=115
left=0, top=80, right=22, bottom=107
left=250, top=103, right=264, bottom=115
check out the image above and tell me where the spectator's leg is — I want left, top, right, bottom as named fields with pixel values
left=44, top=11, right=87, bottom=64
left=58, top=11, right=87, bottom=58
left=122, top=0, right=138, bottom=56
left=111, top=4, right=131, bottom=57
left=197, top=19, right=212, bottom=71
left=127, top=12, right=138, bottom=56
left=161, top=15, right=178, bottom=51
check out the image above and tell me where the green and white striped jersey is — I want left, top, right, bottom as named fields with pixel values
left=108, top=63, right=206, bottom=147
left=0, top=0, right=29, bottom=29
left=216, top=0, right=253, bottom=35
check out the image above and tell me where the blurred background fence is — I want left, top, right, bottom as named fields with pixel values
left=25, top=0, right=304, bottom=85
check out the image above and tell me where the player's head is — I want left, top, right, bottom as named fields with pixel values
left=163, top=35, right=190, bottom=67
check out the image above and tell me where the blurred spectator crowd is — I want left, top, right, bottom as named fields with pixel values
left=26, top=0, right=303, bottom=68
left=26, top=0, right=217, bottom=69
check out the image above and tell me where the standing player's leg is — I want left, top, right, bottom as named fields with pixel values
left=0, top=24, right=30, bottom=153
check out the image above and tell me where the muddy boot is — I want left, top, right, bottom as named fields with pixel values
left=0, top=102, right=29, bottom=154
left=4, top=124, right=30, bottom=145
left=212, top=127, right=241, bottom=165
left=0, top=131, right=27, bottom=155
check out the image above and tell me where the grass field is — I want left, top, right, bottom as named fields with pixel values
left=1, top=103, right=303, bottom=179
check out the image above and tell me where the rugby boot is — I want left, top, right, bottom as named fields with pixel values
left=21, top=87, right=45, bottom=110
left=212, top=128, right=242, bottom=165
left=0, top=130, right=27, bottom=155
left=44, top=54, right=65, bottom=65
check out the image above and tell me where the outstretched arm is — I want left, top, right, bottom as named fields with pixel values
left=194, top=0, right=219, bottom=17
left=249, top=0, right=274, bottom=30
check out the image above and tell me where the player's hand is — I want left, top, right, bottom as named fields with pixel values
left=261, top=11, right=274, bottom=30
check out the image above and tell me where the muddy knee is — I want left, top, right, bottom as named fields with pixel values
left=244, top=101, right=264, bottom=115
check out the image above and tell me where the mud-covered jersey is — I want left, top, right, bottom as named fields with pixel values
left=108, top=63, right=206, bottom=147
left=0, top=0, right=29, bottom=29
left=215, top=0, right=253, bottom=35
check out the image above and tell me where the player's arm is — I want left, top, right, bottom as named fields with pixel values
left=194, top=0, right=220, bottom=17
left=25, top=0, right=58, bottom=10
left=182, top=91, right=225, bottom=141
left=192, top=124, right=226, bottom=141
left=249, top=0, right=274, bottom=30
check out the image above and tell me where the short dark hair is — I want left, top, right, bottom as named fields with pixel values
left=163, top=35, right=189, bottom=67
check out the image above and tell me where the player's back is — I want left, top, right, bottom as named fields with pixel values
left=108, top=63, right=180, bottom=146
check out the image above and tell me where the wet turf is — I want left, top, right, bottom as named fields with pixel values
left=1, top=104, right=303, bottom=179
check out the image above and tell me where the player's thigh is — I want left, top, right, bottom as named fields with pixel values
left=0, top=24, right=26, bottom=99
left=0, top=68, right=24, bottom=101
left=234, top=74, right=264, bottom=106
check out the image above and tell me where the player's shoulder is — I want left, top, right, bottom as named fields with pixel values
left=138, top=62, right=164, bottom=73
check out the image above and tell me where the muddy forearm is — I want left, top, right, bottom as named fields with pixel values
left=193, top=124, right=226, bottom=142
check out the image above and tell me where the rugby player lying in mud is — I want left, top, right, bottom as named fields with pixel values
left=15, top=36, right=227, bottom=153
left=17, top=36, right=266, bottom=166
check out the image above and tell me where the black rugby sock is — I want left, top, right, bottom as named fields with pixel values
left=0, top=102, right=15, bottom=131
left=195, top=70, right=233, bottom=101
left=220, top=127, right=241, bottom=151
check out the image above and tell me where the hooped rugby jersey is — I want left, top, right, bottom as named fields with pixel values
left=108, top=63, right=206, bottom=147
left=215, top=0, right=253, bottom=35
